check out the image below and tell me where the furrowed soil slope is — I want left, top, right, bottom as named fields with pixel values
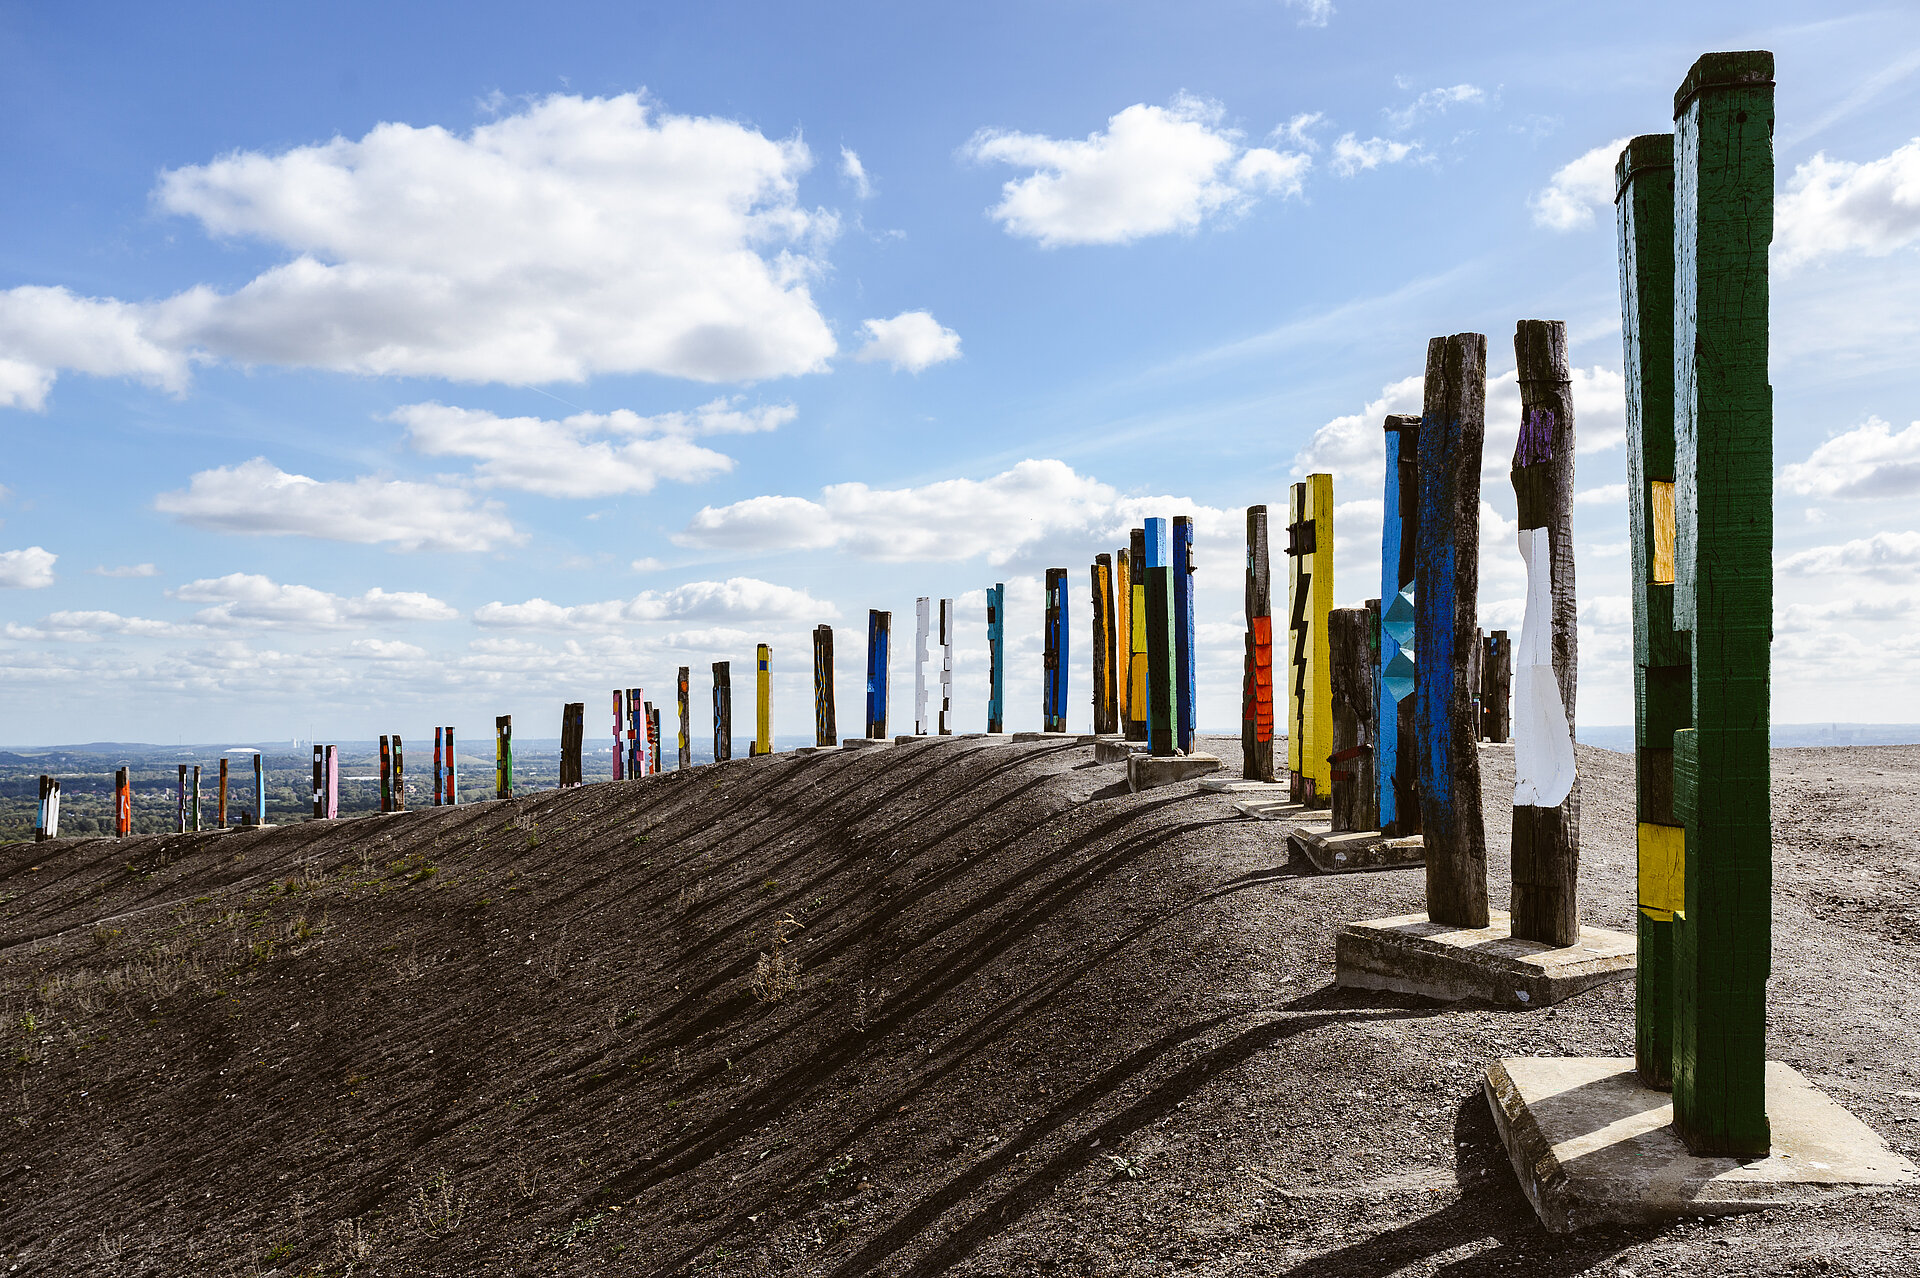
left=3, top=737, right=1918, bottom=1277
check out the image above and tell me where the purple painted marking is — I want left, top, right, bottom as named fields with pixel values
left=1516, top=407, right=1555, bottom=467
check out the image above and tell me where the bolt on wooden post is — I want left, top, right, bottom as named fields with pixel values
left=1243, top=505, right=1275, bottom=782
left=1670, top=50, right=1775, bottom=1158
left=1417, top=333, right=1490, bottom=928
left=1174, top=515, right=1197, bottom=755
left=1510, top=319, right=1583, bottom=947
left=865, top=610, right=890, bottom=739
left=495, top=715, right=513, bottom=798
left=1126, top=528, right=1149, bottom=742
left=713, top=662, right=733, bottom=761
left=753, top=644, right=772, bottom=755
left=813, top=626, right=836, bottom=747
left=1379, top=413, right=1422, bottom=837
left=1286, top=475, right=1335, bottom=805
left=985, top=588, right=1004, bottom=733
left=1043, top=568, right=1069, bottom=733
left=1618, top=129, right=1686, bottom=1091
left=1091, top=554, right=1118, bottom=735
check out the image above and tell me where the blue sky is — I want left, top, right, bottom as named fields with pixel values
left=3, top=1, right=1919, bottom=745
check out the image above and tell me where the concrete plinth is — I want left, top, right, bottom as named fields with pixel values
left=1288, top=828, right=1424, bottom=874
left=1335, top=910, right=1634, bottom=1006
left=792, top=745, right=842, bottom=755
left=1126, top=752, right=1222, bottom=792
left=1094, top=738, right=1147, bottom=764
left=1010, top=731, right=1098, bottom=745
left=839, top=737, right=893, bottom=749
left=1485, top=1057, right=1917, bottom=1232
left=1230, top=799, right=1324, bottom=821
left=894, top=733, right=938, bottom=745
left=1198, top=778, right=1289, bottom=794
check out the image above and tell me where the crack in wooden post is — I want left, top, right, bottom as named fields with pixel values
left=1417, top=333, right=1489, bottom=928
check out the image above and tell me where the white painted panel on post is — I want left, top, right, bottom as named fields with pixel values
left=1512, top=527, right=1576, bottom=807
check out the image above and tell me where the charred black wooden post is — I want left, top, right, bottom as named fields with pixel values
left=560, top=703, right=584, bottom=787
left=217, top=757, right=228, bottom=827
left=713, top=661, right=733, bottom=762
left=190, top=765, right=201, bottom=830
left=1618, top=129, right=1687, bottom=1091
left=677, top=667, right=691, bottom=769
left=1511, top=319, right=1583, bottom=946
left=1481, top=632, right=1512, bottom=742
left=813, top=625, right=836, bottom=747
left=1143, top=521, right=1175, bottom=756
left=1174, top=515, right=1197, bottom=754
left=1125, top=527, right=1149, bottom=742
left=1328, top=606, right=1378, bottom=833
left=1379, top=414, right=1422, bottom=837
left=1670, top=51, right=1775, bottom=1158
left=176, top=764, right=188, bottom=833
left=1417, top=333, right=1490, bottom=928
left=1467, top=630, right=1484, bottom=740
left=1043, top=568, right=1069, bottom=733
left=1242, top=506, right=1275, bottom=781
left=1092, top=554, right=1118, bottom=735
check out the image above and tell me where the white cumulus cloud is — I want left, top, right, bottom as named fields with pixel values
left=964, top=96, right=1311, bottom=247
left=0, top=546, right=57, bottom=589
left=1780, top=416, right=1920, bottom=500
left=1530, top=137, right=1631, bottom=231
left=154, top=458, right=518, bottom=552
left=0, top=92, right=839, bottom=408
left=1330, top=134, right=1417, bottom=177
left=395, top=397, right=793, bottom=498
left=474, top=577, right=833, bottom=631
left=1779, top=530, right=1920, bottom=580
left=2, top=609, right=197, bottom=642
left=1777, top=138, right=1920, bottom=270
left=854, top=311, right=962, bottom=372
left=841, top=147, right=872, bottom=199
left=171, top=573, right=458, bottom=629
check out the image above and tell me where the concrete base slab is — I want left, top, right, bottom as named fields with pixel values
left=1198, top=778, right=1289, bottom=793
left=1230, top=799, right=1327, bottom=822
left=1126, top=752, right=1222, bottom=792
left=839, top=737, right=893, bottom=749
left=792, top=744, right=843, bottom=755
left=893, top=733, right=935, bottom=744
left=1010, top=731, right=1098, bottom=745
left=1288, top=828, right=1425, bottom=873
left=1486, top=1057, right=1917, bottom=1232
left=1335, top=911, right=1635, bottom=1006
left=1094, top=739, right=1147, bottom=764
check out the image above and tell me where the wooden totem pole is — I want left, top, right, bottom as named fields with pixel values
left=115, top=766, right=132, bottom=836
left=35, top=775, right=62, bottom=841
left=1043, top=568, right=1069, bottom=733
left=176, top=764, right=188, bottom=834
left=217, top=757, right=228, bottom=826
left=1286, top=475, right=1334, bottom=805
left=1417, top=334, right=1489, bottom=928
left=1174, top=515, right=1197, bottom=755
left=1378, top=414, right=1422, bottom=836
left=865, top=610, right=890, bottom=739
left=985, top=587, right=1004, bottom=733
left=1114, top=548, right=1134, bottom=735
left=1619, top=129, right=1688, bottom=1094
left=1328, top=603, right=1380, bottom=833
left=713, top=662, right=733, bottom=761
left=1126, top=529, right=1149, bottom=741
left=560, top=703, right=584, bottom=787
left=1510, top=319, right=1582, bottom=947
left=190, top=764, right=201, bottom=830
left=678, top=667, right=692, bottom=769
left=378, top=736, right=392, bottom=811
left=938, top=598, right=955, bottom=735
left=1092, top=554, right=1119, bottom=735
left=813, top=626, right=836, bottom=747
left=1143, top=520, right=1177, bottom=757
left=1671, top=52, right=1774, bottom=1157
left=251, top=752, right=267, bottom=824
left=753, top=644, right=772, bottom=756
left=1243, top=505, right=1275, bottom=782
left=610, top=691, right=625, bottom=781
left=439, top=730, right=456, bottom=806
left=628, top=690, right=647, bottom=776
left=650, top=706, right=662, bottom=772
left=495, top=715, right=513, bottom=798
left=914, top=597, right=931, bottom=736
left=324, top=746, right=339, bottom=819
left=312, top=747, right=325, bottom=819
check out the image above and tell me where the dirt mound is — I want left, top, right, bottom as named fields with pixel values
left=3, top=738, right=1918, bottom=1276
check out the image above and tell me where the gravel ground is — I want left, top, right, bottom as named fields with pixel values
left=1, top=734, right=1916, bottom=1276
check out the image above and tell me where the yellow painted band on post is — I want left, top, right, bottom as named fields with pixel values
left=756, top=643, right=772, bottom=756
left=1306, top=472, right=1334, bottom=797
left=1651, top=480, right=1677, bottom=585
left=1638, top=821, right=1685, bottom=915
left=1640, top=906, right=1674, bottom=923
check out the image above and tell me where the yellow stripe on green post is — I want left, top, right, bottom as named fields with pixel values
left=754, top=643, right=773, bottom=756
